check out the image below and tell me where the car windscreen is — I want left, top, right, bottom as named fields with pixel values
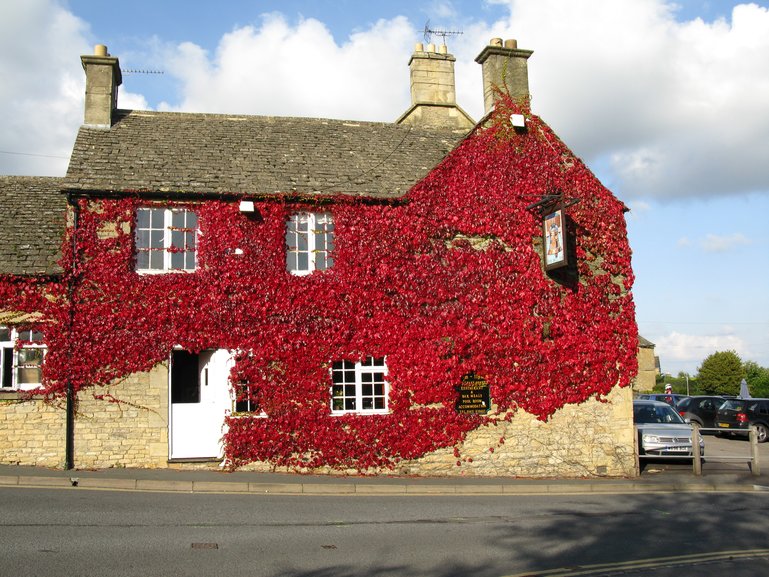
left=634, top=404, right=687, bottom=424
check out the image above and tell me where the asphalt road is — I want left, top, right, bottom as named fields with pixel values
left=1, top=485, right=768, bottom=577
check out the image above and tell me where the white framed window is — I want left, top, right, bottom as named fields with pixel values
left=233, top=383, right=264, bottom=415
left=331, top=357, right=388, bottom=414
left=1, top=327, right=46, bottom=391
left=135, top=207, right=198, bottom=273
left=286, top=212, right=334, bottom=275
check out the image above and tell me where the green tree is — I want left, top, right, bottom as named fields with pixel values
left=697, top=350, right=745, bottom=395
left=744, top=360, right=769, bottom=398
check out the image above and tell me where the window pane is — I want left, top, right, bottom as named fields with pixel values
left=186, top=250, right=196, bottom=270
left=136, top=229, right=149, bottom=249
left=136, top=208, right=150, bottom=228
left=171, top=251, right=184, bottom=270
left=2, top=347, right=12, bottom=388
left=136, top=251, right=149, bottom=270
left=171, top=230, right=184, bottom=250
left=150, top=230, right=164, bottom=249
left=171, top=210, right=185, bottom=229
left=150, top=208, right=165, bottom=228
left=297, top=232, right=308, bottom=252
left=17, top=366, right=42, bottom=384
left=0, top=327, right=10, bottom=342
left=297, top=252, right=309, bottom=271
left=17, top=348, right=43, bottom=365
left=149, top=250, right=164, bottom=270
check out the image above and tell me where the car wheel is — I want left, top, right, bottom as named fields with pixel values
left=754, top=423, right=768, bottom=443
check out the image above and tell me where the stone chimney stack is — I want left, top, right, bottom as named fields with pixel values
left=475, top=38, right=533, bottom=115
left=396, top=43, right=474, bottom=130
left=80, top=44, right=122, bottom=129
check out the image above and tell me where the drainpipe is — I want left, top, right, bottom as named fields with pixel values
left=64, top=193, right=80, bottom=470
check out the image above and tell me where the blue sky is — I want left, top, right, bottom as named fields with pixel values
left=1, top=0, right=767, bottom=376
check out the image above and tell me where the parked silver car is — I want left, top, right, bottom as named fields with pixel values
left=633, top=399, right=705, bottom=457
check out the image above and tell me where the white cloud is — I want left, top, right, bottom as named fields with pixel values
left=0, top=0, right=90, bottom=175
left=159, top=13, right=416, bottom=121
left=701, top=232, right=750, bottom=252
left=677, top=236, right=692, bottom=248
left=0, top=0, right=151, bottom=176
left=459, top=1, right=769, bottom=201
left=655, top=329, right=748, bottom=372
left=3, top=0, right=769, bottom=203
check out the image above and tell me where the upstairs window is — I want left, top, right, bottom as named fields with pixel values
left=1, top=327, right=46, bottom=391
left=135, top=207, right=198, bottom=273
left=286, top=212, right=334, bottom=275
left=331, top=357, right=388, bottom=415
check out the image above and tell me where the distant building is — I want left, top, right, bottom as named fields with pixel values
left=634, top=336, right=657, bottom=392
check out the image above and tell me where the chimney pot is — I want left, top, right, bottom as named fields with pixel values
left=427, top=43, right=436, bottom=53
left=439, top=44, right=448, bottom=54
left=490, top=38, right=503, bottom=47
left=415, top=42, right=424, bottom=52
left=504, top=39, right=518, bottom=49
left=94, top=44, right=108, bottom=57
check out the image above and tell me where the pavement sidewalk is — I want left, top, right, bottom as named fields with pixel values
left=0, top=463, right=766, bottom=495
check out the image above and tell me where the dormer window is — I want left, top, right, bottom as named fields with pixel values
left=285, top=212, right=334, bottom=275
left=135, top=207, right=198, bottom=273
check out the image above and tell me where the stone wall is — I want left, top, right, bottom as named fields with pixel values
left=0, top=363, right=169, bottom=469
left=400, top=386, right=636, bottom=478
left=73, top=363, right=169, bottom=468
left=241, top=386, right=637, bottom=478
left=2, top=366, right=636, bottom=477
left=0, top=395, right=66, bottom=467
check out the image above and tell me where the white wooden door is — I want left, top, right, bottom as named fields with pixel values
left=169, top=349, right=232, bottom=459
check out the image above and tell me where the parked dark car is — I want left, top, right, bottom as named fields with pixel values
left=633, top=400, right=704, bottom=457
left=637, top=393, right=689, bottom=407
left=676, top=395, right=726, bottom=430
left=715, top=398, right=769, bottom=443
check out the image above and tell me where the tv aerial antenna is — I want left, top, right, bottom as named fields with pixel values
left=121, top=68, right=164, bottom=75
left=423, top=20, right=463, bottom=45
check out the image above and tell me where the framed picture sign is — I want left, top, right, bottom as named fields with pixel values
left=543, top=206, right=568, bottom=270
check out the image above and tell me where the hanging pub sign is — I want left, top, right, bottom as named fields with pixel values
left=543, top=203, right=568, bottom=271
left=455, top=373, right=490, bottom=414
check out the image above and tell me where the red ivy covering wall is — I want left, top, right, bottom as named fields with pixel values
left=0, top=97, right=638, bottom=472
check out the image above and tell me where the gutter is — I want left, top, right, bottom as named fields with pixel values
left=64, top=192, right=80, bottom=470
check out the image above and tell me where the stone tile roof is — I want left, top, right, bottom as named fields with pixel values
left=65, top=110, right=465, bottom=198
left=638, top=335, right=655, bottom=348
left=0, top=176, right=65, bottom=276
